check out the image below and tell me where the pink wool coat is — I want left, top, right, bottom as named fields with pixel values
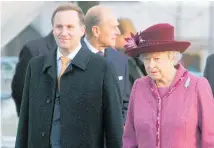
left=123, top=64, right=214, bottom=148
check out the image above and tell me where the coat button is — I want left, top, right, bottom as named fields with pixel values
left=46, top=99, right=51, bottom=104
left=41, top=132, right=45, bottom=137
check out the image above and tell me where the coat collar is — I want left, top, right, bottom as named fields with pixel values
left=45, top=31, right=57, bottom=51
left=42, top=47, right=57, bottom=80
left=148, top=64, right=188, bottom=99
left=104, top=47, right=118, bottom=60
left=42, top=45, right=92, bottom=76
left=170, top=64, right=188, bottom=87
left=149, top=64, right=188, bottom=94
left=56, top=44, right=82, bottom=61
left=83, top=37, right=106, bottom=53
left=70, top=45, right=92, bottom=70
left=81, top=37, right=117, bottom=60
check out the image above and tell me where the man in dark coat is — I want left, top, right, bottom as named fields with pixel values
left=15, top=4, right=123, bottom=148
left=204, top=53, right=214, bottom=95
left=83, top=5, right=130, bottom=124
left=11, top=31, right=57, bottom=116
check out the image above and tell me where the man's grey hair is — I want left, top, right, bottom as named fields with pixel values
left=85, top=11, right=102, bottom=37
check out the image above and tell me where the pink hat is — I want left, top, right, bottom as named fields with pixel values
left=124, top=23, right=191, bottom=57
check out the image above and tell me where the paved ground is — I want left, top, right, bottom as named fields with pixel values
left=1, top=98, right=18, bottom=148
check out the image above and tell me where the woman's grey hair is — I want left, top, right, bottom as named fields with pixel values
left=168, top=51, right=182, bottom=65
left=139, top=51, right=183, bottom=66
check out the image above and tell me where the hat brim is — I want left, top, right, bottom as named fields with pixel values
left=125, top=41, right=191, bottom=57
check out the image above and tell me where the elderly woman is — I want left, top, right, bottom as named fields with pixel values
left=123, top=23, right=214, bottom=148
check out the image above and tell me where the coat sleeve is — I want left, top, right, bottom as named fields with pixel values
left=15, top=59, right=32, bottom=148
left=203, top=55, right=214, bottom=94
left=103, top=61, right=123, bottom=148
left=204, top=55, right=211, bottom=79
left=123, top=58, right=131, bottom=124
left=11, top=45, right=33, bottom=116
left=197, top=77, right=214, bottom=148
left=123, top=79, right=139, bottom=148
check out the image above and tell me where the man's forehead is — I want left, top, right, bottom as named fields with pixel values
left=55, top=10, right=78, bottom=17
left=100, top=9, right=118, bottom=23
left=53, top=10, right=80, bottom=24
left=103, top=16, right=119, bottom=26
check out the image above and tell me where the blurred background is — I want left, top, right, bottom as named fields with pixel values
left=1, top=1, right=214, bottom=147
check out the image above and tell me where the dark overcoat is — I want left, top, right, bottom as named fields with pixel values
left=204, top=53, right=214, bottom=95
left=15, top=46, right=123, bottom=148
left=81, top=40, right=131, bottom=123
left=12, top=32, right=57, bottom=115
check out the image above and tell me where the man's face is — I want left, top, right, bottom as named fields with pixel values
left=52, top=10, right=85, bottom=52
left=97, top=15, right=120, bottom=48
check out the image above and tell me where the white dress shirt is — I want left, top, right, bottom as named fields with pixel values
left=56, top=44, right=81, bottom=77
left=83, top=37, right=105, bottom=53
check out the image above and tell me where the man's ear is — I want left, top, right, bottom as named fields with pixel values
left=81, top=25, right=86, bottom=37
left=92, top=26, right=100, bottom=38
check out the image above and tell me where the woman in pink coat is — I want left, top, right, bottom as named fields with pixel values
left=123, top=23, right=214, bottom=148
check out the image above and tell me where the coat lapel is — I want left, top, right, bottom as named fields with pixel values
left=45, top=31, right=57, bottom=51
left=64, top=46, right=92, bottom=74
left=149, top=64, right=188, bottom=98
left=80, top=37, right=87, bottom=49
left=42, top=43, right=92, bottom=79
left=105, top=48, right=118, bottom=65
left=105, top=48, right=116, bottom=59
left=42, top=48, right=58, bottom=81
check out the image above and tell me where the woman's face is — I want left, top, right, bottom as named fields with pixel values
left=142, top=51, right=175, bottom=81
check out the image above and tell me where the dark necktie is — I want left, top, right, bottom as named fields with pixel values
left=96, top=51, right=105, bottom=57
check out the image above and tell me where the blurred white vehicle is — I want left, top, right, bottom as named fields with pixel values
left=1, top=57, right=18, bottom=100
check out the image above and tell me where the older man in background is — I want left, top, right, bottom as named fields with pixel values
left=83, top=5, right=130, bottom=124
